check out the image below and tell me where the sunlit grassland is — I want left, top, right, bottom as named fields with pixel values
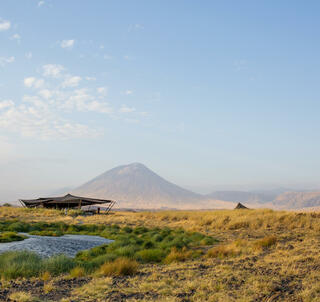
left=1, top=207, right=319, bottom=234
left=1, top=207, right=320, bottom=301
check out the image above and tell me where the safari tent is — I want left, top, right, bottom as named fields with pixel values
left=19, top=193, right=115, bottom=213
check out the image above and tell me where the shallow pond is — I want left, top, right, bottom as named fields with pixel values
left=0, top=234, right=112, bottom=257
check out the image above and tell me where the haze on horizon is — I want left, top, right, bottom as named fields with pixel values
left=1, top=1, right=320, bottom=201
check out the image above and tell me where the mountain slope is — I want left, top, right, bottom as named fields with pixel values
left=205, top=191, right=276, bottom=204
left=273, top=191, right=320, bottom=209
left=72, top=163, right=223, bottom=209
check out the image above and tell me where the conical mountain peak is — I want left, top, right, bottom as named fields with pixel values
left=72, top=163, right=203, bottom=208
left=115, top=162, right=149, bottom=174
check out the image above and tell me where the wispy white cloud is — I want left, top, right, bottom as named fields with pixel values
left=139, top=111, right=148, bottom=117
left=119, top=105, right=136, bottom=113
left=62, top=76, right=81, bottom=88
left=0, top=19, right=11, bottom=31
left=0, top=100, right=14, bottom=110
left=0, top=63, right=147, bottom=140
left=38, top=1, right=45, bottom=7
left=10, top=33, right=21, bottom=43
left=123, top=118, right=139, bottom=123
left=24, top=77, right=44, bottom=89
left=0, top=97, right=100, bottom=140
left=128, top=24, right=144, bottom=32
left=43, top=64, right=64, bottom=77
left=83, top=100, right=113, bottom=114
left=234, top=59, right=247, bottom=71
left=123, top=90, right=133, bottom=95
left=97, top=87, right=107, bottom=95
left=0, top=56, right=15, bottom=67
left=60, top=88, right=113, bottom=114
left=60, top=39, right=75, bottom=49
left=103, top=54, right=113, bottom=60
left=38, top=89, right=53, bottom=99
left=25, top=52, right=32, bottom=59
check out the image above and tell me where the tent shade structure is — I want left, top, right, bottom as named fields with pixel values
left=19, top=193, right=115, bottom=213
left=234, top=202, right=248, bottom=209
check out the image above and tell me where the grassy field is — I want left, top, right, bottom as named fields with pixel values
left=0, top=207, right=319, bottom=301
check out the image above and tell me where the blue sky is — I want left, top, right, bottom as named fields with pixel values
left=1, top=1, right=320, bottom=200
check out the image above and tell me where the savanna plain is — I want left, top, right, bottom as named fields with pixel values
left=0, top=207, right=319, bottom=302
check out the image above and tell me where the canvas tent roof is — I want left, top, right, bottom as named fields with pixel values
left=234, top=202, right=248, bottom=209
left=20, top=193, right=114, bottom=208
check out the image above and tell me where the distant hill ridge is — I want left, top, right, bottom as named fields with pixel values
left=205, top=191, right=276, bottom=204
left=273, top=191, right=320, bottom=209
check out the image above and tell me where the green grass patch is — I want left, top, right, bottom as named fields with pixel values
left=0, top=220, right=217, bottom=279
left=0, top=250, right=76, bottom=279
left=136, top=248, right=166, bottom=263
left=0, top=232, right=27, bottom=243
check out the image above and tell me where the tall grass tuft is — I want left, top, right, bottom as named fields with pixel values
left=99, top=258, right=138, bottom=276
left=253, top=235, right=277, bottom=250
left=69, top=266, right=85, bottom=278
left=206, top=244, right=241, bottom=259
left=44, top=254, right=76, bottom=276
left=0, top=251, right=43, bottom=279
left=41, top=271, right=51, bottom=281
left=164, top=247, right=194, bottom=263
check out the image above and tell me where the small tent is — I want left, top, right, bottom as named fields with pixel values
left=234, top=202, right=248, bottom=209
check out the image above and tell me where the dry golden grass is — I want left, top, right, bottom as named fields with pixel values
left=99, top=258, right=139, bottom=276
left=69, top=266, right=85, bottom=278
left=70, top=232, right=320, bottom=301
left=71, top=277, right=113, bottom=301
left=41, top=271, right=51, bottom=282
left=206, top=243, right=241, bottom=259
left=8, top=291, right=35, bottom=302
left=2, top=207, right=320, bottom=235
left=164, top=247, right=193, bottom=264
left=43, top=281, right=54, bottom=294
left=253, top=235, right=277, bottom=250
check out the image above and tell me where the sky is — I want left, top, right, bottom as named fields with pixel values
left=1, top=1, right=320, bottom=200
